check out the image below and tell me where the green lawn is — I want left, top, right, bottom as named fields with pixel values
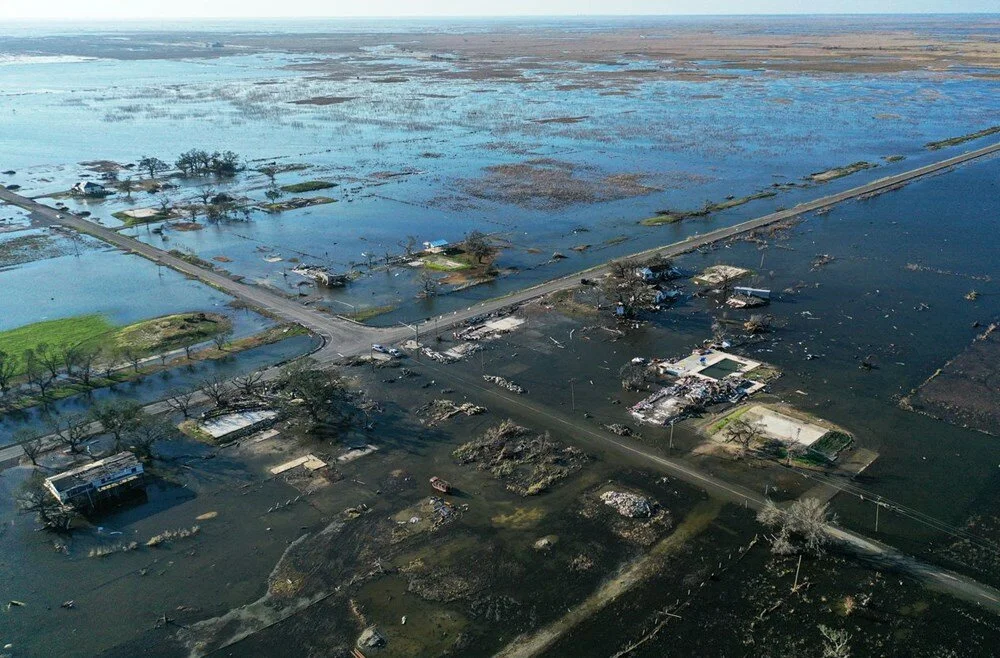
left=0, top=312, right=233, bottom=375
left=0, top=315, right=115, bottom=371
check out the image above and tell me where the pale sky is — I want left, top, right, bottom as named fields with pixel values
left=1, top=0, right=995, bottom=20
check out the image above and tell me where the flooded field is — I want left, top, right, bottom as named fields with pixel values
left=2, top=14, right=1000, bottom=658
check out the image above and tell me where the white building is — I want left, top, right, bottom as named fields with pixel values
left=71, top=181, right=107, bottom=196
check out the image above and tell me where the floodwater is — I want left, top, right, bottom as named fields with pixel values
left=465, top=153, right=1000, bottom=585
left=1, top=16, right=998, bottom=318
left=1, top=15, right=1000, bottom=657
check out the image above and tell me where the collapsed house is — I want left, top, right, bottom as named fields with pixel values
left=291, top=265, right=350, bottom=287
left=727, top=286, right=771, bottom=309
left=632, top=348, right=769, bottom=425
left=454, top=315, right=525, bottom=341
left=44, top=452, right=145, bottom=508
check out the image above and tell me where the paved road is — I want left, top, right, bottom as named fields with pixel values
left=3, top=140, right=999, bottom=367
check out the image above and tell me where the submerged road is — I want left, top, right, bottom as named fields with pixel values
left=2, top=140, right=1000, bottom=365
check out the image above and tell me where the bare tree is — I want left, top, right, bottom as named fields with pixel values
left=23, top=349, right=54, bottom=398
left=125, top=417, right=172, bottom=462
left=61, top=344, right=81, bottom=378
left=200, top=376, right=231, bottom=407
left=156, top=194, right=171, bottom=214
left=234, top=371, right=264, bottom=397
left=259, top=166, right=278, bottom=183
left=52, top=413, right=92, bottom=455
left=212, top=327, right=234, bottom=351
left=90, top=400, right=144, bottom=453
left=264, top=184, right=283, bottom=203
left=819, top=625, right=851, bottom=658
left=17, top=472, right=77, bottom=532
left=16, top=428, right=45, bottom=466
left=100, top=347, right=121, bottom=380
left=757, top=498, right=834, bottom=556
left=74, top=347, right=99, bottom=385
left=117, top=176, right=134, bottom=199
left=21, top=438, right=45, bottom=466
left=399, top=235, right=418, bottom=257
left=121, top=346, right=142, bottom=373
left=418, top=270, right=439, bottom=298
left=609, top=258, right=639, bottom=280
left=725, top=418, right=762, bottom=458
left=165, top=390, right=196, bottom=418
left=36, top=343, right=63, bottom=380
left=138, top=156, right=169, bottom=180
left=198, top=187, right=217, bottom=206
left=464, top=230, right=493, bottom=263
left=0, top=349, right=17, bottom=394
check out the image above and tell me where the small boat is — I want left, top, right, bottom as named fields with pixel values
left=429, top=476, right=452, bottom=494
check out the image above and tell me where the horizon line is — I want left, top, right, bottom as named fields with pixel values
left=5, top=11, right=1000, bottom=22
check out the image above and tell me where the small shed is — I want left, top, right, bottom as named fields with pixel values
left=733, top=286, right=771, bottom=300
left=423, top=239, right=449, bottom=254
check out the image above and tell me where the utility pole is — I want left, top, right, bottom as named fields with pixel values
left=569, top=378, right=576, bottom=411
left=669, top=419, right=675, bottom=450
left=875, top=497, right=881, bottom=533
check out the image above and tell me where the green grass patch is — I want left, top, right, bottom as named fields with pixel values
left=926, top=126, right=1000, bottom=150
left=113, top=313, right=232, bottom=354
left=0, top=312, right=232, bottom=375
left=0, top=315, right=115, bottom=371
left=280, top=180, right=336, bottom=193
left=261, top=197, right=334, bottom=213
left=710, top=405, right=752, bottom=435
left=345, top=305, right=397, bottom=323
left=883, top=154, right=906, bottom=163
left=424, top=255, right=473, bottom=272
left=641, top=191, right=778, bottom=226
left=808, top=161, right=876, bottom=183
left=168, top=249, right=216, bottom=269
left=744, top=364, right=782, bottom=384
left=178, top=419, right=215, bottom=443
left=810, top=430, right=853, bottom=460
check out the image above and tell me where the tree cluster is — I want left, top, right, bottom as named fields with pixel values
left=602, top=258, right=656, bottom=319
left=174, top=149, right=242, bottom=178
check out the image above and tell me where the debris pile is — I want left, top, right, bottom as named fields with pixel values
left=605, top=423, right=634, bottom=437
left=357, top=626, right=387, bottom=649
left=455, top=315, right=525, bottom=341
left=453, top=420, right=588, bottom=496
left=483, top=375, right=525, bottom=394
left=419, top=399, right=487, bottom=425
left=601, top=491, right=654, bottom=518
left=632, top=375, right=756, bottom=425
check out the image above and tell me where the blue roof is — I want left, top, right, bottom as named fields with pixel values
left=427, top=239, right=449, bottom=248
